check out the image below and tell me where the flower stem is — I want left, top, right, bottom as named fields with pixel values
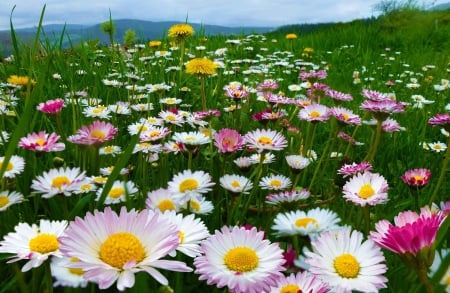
left=365, top=120, right=383, bottom=163
left=429, top=135, right=450, bottom=205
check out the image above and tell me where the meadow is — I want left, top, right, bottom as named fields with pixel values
left=0, top=6, right=449, bottom=293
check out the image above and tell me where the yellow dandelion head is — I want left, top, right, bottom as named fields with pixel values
left=168, top=23, right=195, bottom=40
left=185, top=58, right=217, bottom=76
left=7, top=75, right=36, bottom=87
left=148, top=40, right=162, bottom=48
left=285, top=33, right=298, bottom=40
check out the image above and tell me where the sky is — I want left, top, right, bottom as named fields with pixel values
left=0, top=0, right=447, bottom=31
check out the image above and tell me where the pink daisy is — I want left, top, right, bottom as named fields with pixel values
left=213, top=128, right=244, bottom=153
left=67, top=120, right=118, bottom=146
left=298, top=103, right=330, bottom=122
left=370, top=206, right=446, bottom=256
left=194, top=226, right=286, bottom=293
left=326, top=89, right=353, bottom=102
left=19, top=131, right=65, bottom=152
left=243, top=129, right=287, bottom=153
left=330, top=106, right=362, bottom=125
left=59, top=207, right=192, bottom=291
left=337, top=161, right=373, bottom=178
left=343, top=171, right=389, bottom=206
left=400, top=168, right=431, bottom=188
left=36, top=98, right=64, bottom=114
left=267, top=271, right=329, bottom=293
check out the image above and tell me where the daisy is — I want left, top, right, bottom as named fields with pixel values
left=0, top=219, right=68, bottom=272
left=285, top=154, right=311, bottom=172
left=249, top=152, right=276, bottom=164
left=213, top=128, right=244, bottom=153
left=146, top=188, right=181, bottom=213
left=337, top=161, right=373, bottom=178
left=159, top=211, right=210, bottom=258
left=133, top=142, right=162, bottom=154
left=267, top=271, right=329, bottom=293
left=67, top=120, right=118, bottom=146
left=427, top=141, right=447, bottom=153
left=59, top=207, right=192, bottom=291
left=0, top=155, right=25, bottom=178
left=19, top=131, right=65, bottom=152
left=342, top=171, right=389, bottom=207
left=167, top=169, right=215, bottom=204
left=31, top=167, right=88, bottom=198
left=369, top=206, right=446, bottom=257
left=298, top=103, right=330, bottom=122
left=305, top=227, right=388, bottom=292
left=234, top=156, right=254, bottom=170
left=51, top=256, right=89, bottom=288
left=265, top=189, right=311, bottom=205
left=194, top=226, right=286, bottom=293
left=428, top=113, right=450, bottom=127
left=219, top=174, right=253, bottom=194
left=259, top=174, right=292, bottom=191
left=0, top=131, right=9, bottom=145
left=95, top=180, right=138, bottom=204
left=272, top=207, right=340, bottom=237
left=400, top=168, right=431, bottom=188
left=0, top=190, right=24, bottom=211
left=82, top=105, right=112, bottom=119
left=159, top=110, right=185, bottom=126
left=172, top=131, right=211, bottom=146
left=244, top=129, right=288, bottom=153
left=183, top=195, right=214, bottom=215
left=326, top=89, right=353, bottom=102
left=127, top=121, right=152, bottom=135
left=99, top=166, right=130, bottom=176
left=108, top=102, right=131, bottom=115
left=36, top=98, right=64, bottom=114
left=382, top=117, right=406, bottom=132
left=330, top=106, right=362, bottom=125
left=99, top=145, right=122, bottom=156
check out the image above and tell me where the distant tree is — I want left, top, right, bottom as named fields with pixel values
left=123, top=29, right=136, bottom=48
left=100, top=20, right=115, bottom=46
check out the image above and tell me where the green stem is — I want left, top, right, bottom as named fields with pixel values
left=363, top=205, right=371, bottom=236
left=200, top=76, right=206, bottom=111
left=429, top=135, right=450, bottom=205
left=416, top=267, right=435, bottom=293
left=365, top=120, right=383, bottom=163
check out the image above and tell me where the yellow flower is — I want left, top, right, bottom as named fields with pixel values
left=148, top=40, right=162, bottom=48
left=185, top=58, right=217, bottom=76
left=285, top=33, right=298, bottom=40
left=7, top=75, right=36, bottom=87
left=168, top=23, right=195, bottom=40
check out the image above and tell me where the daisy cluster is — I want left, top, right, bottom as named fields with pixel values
left=0, top=22, right=449, bottom=293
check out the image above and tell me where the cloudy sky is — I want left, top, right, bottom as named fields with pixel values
left=0, top=0, right=446, bottom=30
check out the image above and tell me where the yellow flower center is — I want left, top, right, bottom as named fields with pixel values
left=0, top=161, right=13, bottom=171
left=223, top=246, right=259, bottom=273
left=334, top=253, right=360, bottom=278
left=189, top=200, right=200, bottom=212
left=103, top=146, right=116, bottom=153
left=93, top=106, right=106, bottom=114
left=295, top=217, right=318, bottom=228
left=35, top=138, right=46, bottom=146
left=310, top=111, right=321, bottom=118
left=179, top=178, right=199, bottom=193
left=90, top=130, right=106, bottom=139
left=157, top=199, right=176, bottom=212
left=68, top=257, right=84, bottom=276
left=52, top=176, right=71, bottom=190
left=413, top=175, right=424, bottom=181
left=280, top=284, right=301, bottom=293
left=29, top=233, right=59, bottom=254
left=342, top=113, right=350, bottom=120
left=433, top=145, right=442, bottom=150
left=99, top=232, right=146, bottom=269
left=222, top=139, right=235, bottom=148
left=358, top=184, right=375, bottom=199
left=108, top=187, right=125, bottom=199
left=269, top=179, right=282, bottom=188
left=166, top=115, right=176, bottom=121
left=0, top=195, right=10, bottom=208
left=231, top=180, right=241, bottom=188
left=257, top=136, right=273, bottom=146
left=93, top=176, right=107, bottom=184
left=80, top=183, right=93, bottom=192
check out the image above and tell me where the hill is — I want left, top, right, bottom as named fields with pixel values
left=0, top=19, right=275, bottom=56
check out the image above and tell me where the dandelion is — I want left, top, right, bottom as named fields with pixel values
left=0, top=219, right=68, bottom=272
left=272, top=207, right=340, bottom=237
left=0, top=155, right=25, bottom=178
left=0, top=190, right=24, bottom=211
left=168, top=23, right=194, bottom=40
left=19, top=131, right=65, bottom=152
left=185, top=57, right=217, bottom=110
left=67, top=120, right=118, bottom=146
left=59, top=207, right=192, bottom=291
left=7, top=75, right=36, bottom=87
left=194, top=226, right=286, bottom=293
left=305, top=227, right=388, bottom=292
left=31, top=167, right=88, bottom=198
left=343, top=171, right=389, bottom=207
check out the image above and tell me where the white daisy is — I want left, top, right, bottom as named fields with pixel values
left=0, top=190, right=24, bottom=211
left=167, top=169, right=215, bottom=204
left=220, top=174, right=253, bottom=194
left=95, top=180, right=139, bottom=204
left=272, top=207, right=340, bottom=237
left=146, top=188, right=181, bottom=213
left=172, top=131, right=211, bottom=146
left=31, top=167, right=88, bottom=198
left=99, top=145, right=122, bottom=156
left=51, top=256, right=89, bottom=288
left=0, top=155, right=25, bottom=178
left=285, top=154, right=311, bottom=171
left=183, top=196, right=214, bottom=215
left=159, top=210, right=210, bottom=257
left=82, top=105, right=111, bottom=119
left=249, top=152, right=276, bottom=164
left=343, top=171, right=389, bottom=207
left=259, top=174, right=292, bottom=191
left=305, top=227, right=388, bottom=292
left=0, top=219, right=68, bottom=272
left=428, top=142, right=447, bottom=153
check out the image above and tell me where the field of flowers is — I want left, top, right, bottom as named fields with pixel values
left=0, top=14, right=449, bottom=293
